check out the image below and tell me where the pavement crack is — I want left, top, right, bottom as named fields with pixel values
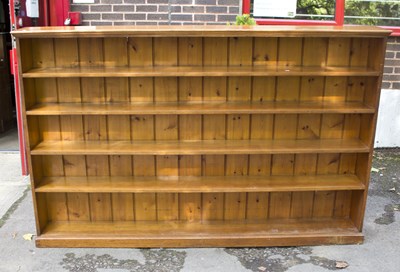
left=0, top=185, right=30, bottom=229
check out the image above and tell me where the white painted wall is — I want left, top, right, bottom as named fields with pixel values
left=375, top=89, right=400, bottom=148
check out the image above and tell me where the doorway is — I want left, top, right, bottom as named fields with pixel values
left=0, top=0, right=18, bottom=152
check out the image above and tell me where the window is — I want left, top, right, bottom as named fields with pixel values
left=345, top=0, right=400, bottom=27
left=243, top=0, right=400, bottom=34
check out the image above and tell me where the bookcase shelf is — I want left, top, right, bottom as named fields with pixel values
left=26, top=101, right=375, bottom=115
left=30, top=139, right=370, bottom=156
left=13, top=25, right=389, bottom=248
left=35, top=175, right=364, bottom=193
left=22, top=66, right=381, bottom=78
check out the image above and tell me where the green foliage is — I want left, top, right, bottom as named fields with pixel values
left=345, top=0, right=400, bottom=26
left=297, top=0, right=335, bottom=18
left=235, top=14, right=256, bottom=26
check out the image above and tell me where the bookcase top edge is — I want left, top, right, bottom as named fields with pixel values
left=12, top=25, right=391, bottom=38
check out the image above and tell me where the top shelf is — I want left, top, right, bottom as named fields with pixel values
left=12, top=25, right=391, bottom=38
left=22, top=66, right=380, bottom=78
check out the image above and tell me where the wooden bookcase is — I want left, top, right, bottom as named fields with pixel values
left=13, top=26, right=390, bottom=248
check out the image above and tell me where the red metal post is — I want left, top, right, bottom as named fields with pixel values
left=11, top=48, right=28, bottom=175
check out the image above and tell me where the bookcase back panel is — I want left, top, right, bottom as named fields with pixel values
left=24, top=76, right=377, bottom=104
left=38, top=189, right=352, bottom=223
left=22, top=37, right=376, bottom=70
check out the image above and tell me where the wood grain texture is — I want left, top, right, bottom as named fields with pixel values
left=36, top=174, right=364, bottom=193
left=22, top=66, right=381, bottom=78
left=30, top=139, right=370, bottom=155
left=18, top=27, right=387, bottom=248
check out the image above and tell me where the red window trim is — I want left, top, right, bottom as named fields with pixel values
left=242, top=0, right=400, bottom=36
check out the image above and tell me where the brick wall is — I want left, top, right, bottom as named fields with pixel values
left=383, top=36, right=400, bottom=89
left=71, top=0, right=241, bottom=26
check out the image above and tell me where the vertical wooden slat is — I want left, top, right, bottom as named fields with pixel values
left=108, top=116, right=131, bottom=141
left=89, top=193, right=112, bottom=221
left=179, top=77, right=203, bottom=101
left=106, top=78, right=129, bottom=103
left=46, top=193, right=69, bottom=222
left=78, top=38, right=104, bottom=67
left=153, top=37, right=178, bottom=66
left=343, top=114, right=361, bottom=139
left=253, top=37, right=278, bottom=66
left=110, top=155, right=132, bottom=176
left=320, top=114, right=344, bottom=139
left=81, top=78, right=105, bottom=103
left=274, top=114, right=297, bottom=139
left=104, top=38, right=128, bottom=67
left=327, top=38, right=351, bottom=67
left=339, top=153, right=357, bottom=175
left=226, top=114, right=250, bottom=140
left=130, top=77, right=154, bottom=102
left=86, top=156, right=109, bottom=176
left=60, top=116, right=84, bottom=141
left=57, top=78, right=81, bottom=103
left=300, top=77, right=324, bottom=102
left=202, top=155, right=224, bottom=221
left=278, top=37, right=302, bottom=67
left=291, top=154, right=317, bottom=219
left=64, top=155, right=89, bottom=221
left=276, top=77, right=300, bottom=101
left=203, top=77, right=227, bottom=101
left=134, top=155, right=156, bottom=221
left=43, top=154, right=68, bottom=222
left=228, top=76, right=251, bottom=101
left=297, top=114, right=321, bottom=140
left=39, top=116, right=61, bottom=141
left=178, top=37, right=202, bottom=66
left=41, top=155, right=64, bottom=177
left=19, top=38, right=33, bottom=72
left=350, top=38, right=369, bottom=67
left=32, top=38, right=55, bottom=68
left=131, top=115, right=154, bottom=140
left=324, top=77, right=347, bottom=102
left=229, top=37, right=252, bottom=66
left=128, top=37, right=153, bottom=66
left=203, top=37, right=228, bottom=66
left=334, top=191, right=352, bottom=218
left=34, top=78, right=58, bottom=103
left=178, top=111, right=203, bottom=221
left=313, top=191, right=336, bottom=218
left=155, top=115, right=178, bottom=140
left=224, top=155, right=248, bottom=220
left=313, top=153, right=339, bottom=218
left=252, top=77, right=276, bottom=102
left=154, top=77, right=178, bottom=102
left=156, top=156, right=179, bottom=220
left=269, top=154, right=294, bottom=219
left=303, top=37, right=328, bottom=67
left=346, top=77, right=366, bottom=102
left=54, top=38, right=79, bottom=68
left=84, top=116, right=107, bottom=141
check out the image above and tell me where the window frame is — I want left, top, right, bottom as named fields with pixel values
left=242, top=0, right=400, bottom=36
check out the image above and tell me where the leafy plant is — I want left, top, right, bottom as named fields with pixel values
left=233, top=14, right=256, bottom=26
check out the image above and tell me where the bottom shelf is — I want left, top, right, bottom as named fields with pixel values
left=36, top=218, right=363, bottom=248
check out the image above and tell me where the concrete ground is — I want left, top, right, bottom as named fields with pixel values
left=0, top=128, right=19, bottom=152
left=0, top=149, right=399, bottom=272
